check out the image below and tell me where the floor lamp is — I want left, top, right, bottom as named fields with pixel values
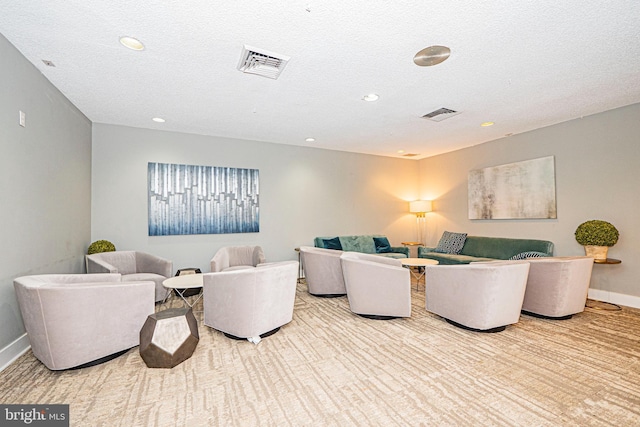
left=409, top=200, right=432, bottom=245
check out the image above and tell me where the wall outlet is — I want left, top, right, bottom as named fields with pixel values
left=19, top=110, right=26, bottom=127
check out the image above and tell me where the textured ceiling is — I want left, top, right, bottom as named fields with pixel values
left=1, top=1, right=639, bottom=159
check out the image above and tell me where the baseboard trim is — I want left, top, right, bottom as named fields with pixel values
left=588, top=288, right=640, bottom=310
left=0, top=333, right=30, bottom=373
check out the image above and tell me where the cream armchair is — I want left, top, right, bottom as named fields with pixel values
left=424, top=261, right=530, bottom=332
left=203, top=260, right=298, bottom=342
left=86, top=250, right=172, bottom=302
left=299, top=246, right=346, bottom=297
left=340, top=252, right=411, bottom=319
left=210, top=245, right=266, bottom=272
left=522, top=256, right=594, bottom=319
left=13, top=273, right=155, bottom=370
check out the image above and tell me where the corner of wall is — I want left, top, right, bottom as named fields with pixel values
left=0, top=334, right=30, bottom=373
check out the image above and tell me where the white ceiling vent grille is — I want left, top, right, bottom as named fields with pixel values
left=237, top=45, right=290, bottom=80
left=422, top=107, right=461, bottom=122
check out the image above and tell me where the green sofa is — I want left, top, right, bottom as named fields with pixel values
left=314, top=235, right=409, bottom=259
left=417, top=236, right=554, bottom=265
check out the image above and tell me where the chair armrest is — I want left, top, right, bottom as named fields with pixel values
left=136, top=252, right=173, bottom=277
left=86, top=256, right=117, bottom=274
left=210, top=250, right=230, bottom=272
left=417, top=246, right=437, bottom=257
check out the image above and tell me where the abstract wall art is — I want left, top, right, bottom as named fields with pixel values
left=468, top=156, right=557, bottom=220
left=148, top=162, right=259, bottom=235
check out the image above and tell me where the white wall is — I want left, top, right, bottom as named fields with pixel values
left=418, top=103, right=640, bottom=304
left=91, top=124, right=419, bottom=271
left=0, top=34, right=92, bottom=367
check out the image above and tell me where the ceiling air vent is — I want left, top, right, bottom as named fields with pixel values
left=237, top=45, right=290, bottom=80
left=422, top=107, right=461, bottom=122
left=402, top=153, right=420, bottom=157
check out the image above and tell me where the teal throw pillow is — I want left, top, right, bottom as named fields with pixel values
left=433, top=231, right=467, bottom=254
left=322, top=237, right=342, bottom=250
left=373, top=237, right=392, bottom=253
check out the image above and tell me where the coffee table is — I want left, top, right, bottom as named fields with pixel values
left=401, top=258, right=439, bottom=290
left=162, top=274, right=204, bottom=308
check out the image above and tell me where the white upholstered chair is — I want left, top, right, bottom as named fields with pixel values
left=203, top=260, right=298, bottom=342
left=299, top=246, right=346, bottom=297
left=13, top=273, right=155, bottom=370
left=85, top=250, right=173, bottom=302
left=424, top=261, right=530, bottom=332
left=210, top=245, right=266, bottom=272
left=521, top=256, right=594, bottom=319
left=340, top=252, right=411, bottom=319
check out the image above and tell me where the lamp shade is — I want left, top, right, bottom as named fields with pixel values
left=409, top=200, right=432, bottom=213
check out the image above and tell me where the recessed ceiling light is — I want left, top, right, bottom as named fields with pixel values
left=397, top=150, right=405, bottom=154
left=152, top=117, right=165, bottom=123
left=305, top=137, right=315, bottom=142
left=362, top=93, right=379, bottom=102
left=481, top=121, right=495, bottom=127
left=120, top=36, right=145, bottom=51
left=413, top=45, right=451, bottom=67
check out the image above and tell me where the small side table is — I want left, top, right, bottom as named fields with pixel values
left=594, top=258, right=621, bottom=265
left=586, top=258, right=622, bottom=311
left=175, top=267, right=202, bottom=297
left=162, top=274, right=204, bottom=308
left=401, top=258, right=439, bottom=290
left=401, top=242, right=423, bottom=258
left=294, top=248, right=305, bottom=284
left=139, top=307, right=199, bottom=368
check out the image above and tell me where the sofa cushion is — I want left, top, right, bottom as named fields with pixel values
left=373, top=236, right=392, bottom=253
left=419, top=252, right=496, bottom=265
left=340, top=235, right=376, bottom=253
left=378, top=252, right=412, bottom=259
left=419, top=236, right=554, bottom=265
left=461, top=236, right=554, bottom=259
left=314, top=235, right=409, bottom=258
left=509, top=251, right=549, bottom=260
left=434, top=231, right=467, bottom=254
left=322, top=237, right=342, bottom=250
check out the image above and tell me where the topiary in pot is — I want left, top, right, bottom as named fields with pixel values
left=574, top=220, right=619, bottom=260
left=87, top=240, right=116, bottom=255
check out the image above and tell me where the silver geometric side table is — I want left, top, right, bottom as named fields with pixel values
left=139, top=307, right=199, bottom=368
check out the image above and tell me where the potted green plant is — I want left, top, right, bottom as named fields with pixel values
left=574, top=220, right=619, bottom=260
left=87, top=240, right=116, bottom=255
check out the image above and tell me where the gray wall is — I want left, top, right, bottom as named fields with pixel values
left=91, top=124, right=419, bottom=271
left=418, top=103, right=640, bottom=302
left=0, top=34, right=92, bottom=355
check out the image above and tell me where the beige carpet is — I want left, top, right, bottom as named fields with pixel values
left=2, top=282, right=640, bottom=426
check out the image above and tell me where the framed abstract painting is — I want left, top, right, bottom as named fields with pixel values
left=468, top=156, right=557, bottom=220
left=148, top=162, right=259, bottom=235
